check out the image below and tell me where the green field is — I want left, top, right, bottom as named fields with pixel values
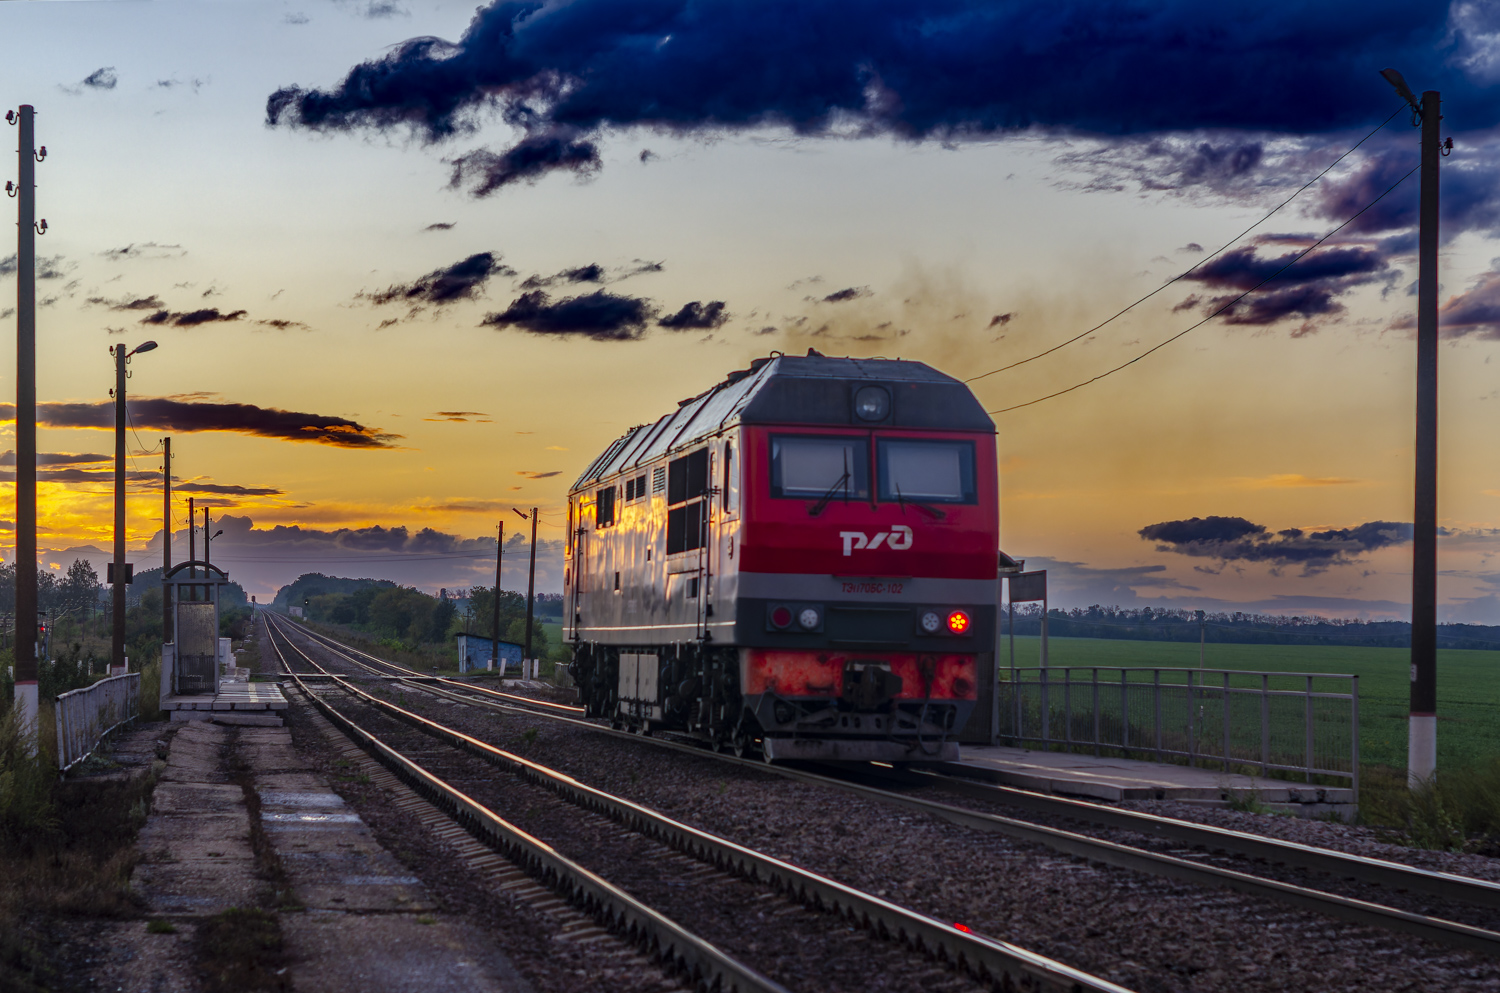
left=999, top=635, right=1500, bottom=771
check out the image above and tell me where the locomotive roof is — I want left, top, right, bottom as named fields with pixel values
left=573, top=353, right=993, bottom=488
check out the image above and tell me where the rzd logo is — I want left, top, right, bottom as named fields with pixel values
left=840, top=525, right=913, bottom=556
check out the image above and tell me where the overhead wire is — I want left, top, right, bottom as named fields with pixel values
left=966, top=103, right=1407, bottom=386
left=988, top=162, right=1420, bottom=415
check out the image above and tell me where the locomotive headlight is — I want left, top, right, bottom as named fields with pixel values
left=770, top=605, right=793, bottom=629
left=947, top=610, right=971, bottom=634
left=920, top=610, right=943, bottom=634
left=853, top=385, right=890, bottom=421
left=798, top=607, right=820, bottom=630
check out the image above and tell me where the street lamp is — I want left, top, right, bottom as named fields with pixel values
left=111, top=340, right=157, bottom=674
left=512, top=506, right=538, bottom=672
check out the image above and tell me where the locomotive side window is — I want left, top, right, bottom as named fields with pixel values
left=596, top=485, right=617, bottom=527
left=877, top=439, right=976, bottom=504
left=770, top=436, right=870, bottom=499
left=665, top=448, right=709, bottom=554
left=724, top=442, right=740, bottom=515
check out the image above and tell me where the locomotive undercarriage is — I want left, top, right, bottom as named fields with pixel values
left=569, top=641, right=965, bottom=762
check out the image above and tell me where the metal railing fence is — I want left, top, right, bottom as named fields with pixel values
left=55, top=672, right=140, bottom=772
left=997, top=667, right=1358, bottom=795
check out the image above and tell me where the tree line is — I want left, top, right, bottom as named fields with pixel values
left=1003, top=603, right=1500, bottom=650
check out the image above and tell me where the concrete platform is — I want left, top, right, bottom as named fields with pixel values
left=132, top=704, right=532, bottom=991
left=947, top=744, right=1356, bottom=819
left=164, top=678, right=288, bottom=725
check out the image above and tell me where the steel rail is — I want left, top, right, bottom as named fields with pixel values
left=262, top=618, right=792, bottom=993
left=270, top=617, right=1500, bottom=955
left=268, top=614, right=1132, bottom=993
left=291, top=621, right=587, bottom=714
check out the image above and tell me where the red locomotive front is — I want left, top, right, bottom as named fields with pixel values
left=565, top=352, right=998, bottom=762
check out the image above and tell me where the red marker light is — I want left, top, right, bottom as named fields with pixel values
left=953, top=922, right=972, bottom=933
left=947, top=610, right=970, bottom=634
left=771, top=606, right=793, bottom=629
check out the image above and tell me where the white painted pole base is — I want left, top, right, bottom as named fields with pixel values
left=1408, top=713, right=1437, bottom=787
left=14, top=681, right=39, bottom=757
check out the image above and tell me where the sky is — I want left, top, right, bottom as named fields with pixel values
left=4, top=0, right=1500, bottom=620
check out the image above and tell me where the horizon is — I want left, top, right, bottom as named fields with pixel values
left=4, top=1, right=1500, bottom=619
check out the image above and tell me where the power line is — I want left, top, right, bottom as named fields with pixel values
left=966, top=104, right=1406, bottom=386
left=989, top=162, right=1419, bottom=415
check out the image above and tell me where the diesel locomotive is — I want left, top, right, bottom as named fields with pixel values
left=564, top=351, right=998, bottom=762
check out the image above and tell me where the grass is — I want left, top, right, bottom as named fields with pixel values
left=1000, top=635, right=1500, bottom=772
left=195, top=908, right=288, bottom=993
left=0, top=706, right=165, bottom=991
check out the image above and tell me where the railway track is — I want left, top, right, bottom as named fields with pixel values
left=265, top=613, right=1126, bottom=993
left=269, top=613, right=1500, bottom=961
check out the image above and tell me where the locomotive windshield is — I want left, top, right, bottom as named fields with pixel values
left=877, top=438, right=976, bottom=504
left=770, top=436, right=870, bottom=499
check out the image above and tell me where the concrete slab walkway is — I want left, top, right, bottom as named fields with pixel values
left=130, top=713, right=533, bottom=991
left=947, top=744, right=1355, bottom=817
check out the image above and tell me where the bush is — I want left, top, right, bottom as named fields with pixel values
left=0, top=708, right=59, bottom=856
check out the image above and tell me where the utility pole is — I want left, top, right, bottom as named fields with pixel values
left=111, top=344, right=127, bottom=674
left=513, top=507, right=538, bottom=671
left=111, top=339, right=156, bottom=674
left=162, top=437, right=172, bottom=642
left=187, top=495, right=196, bottom=597
left=501, top=522, right=513, bottom=669
left=1196, top=610, right=1206, bottom=669
left=1383, top=69, right=1446, bottom=787
left=203, top=507, right=220, bottom=570
left=9, top=105, right=42, bottom=745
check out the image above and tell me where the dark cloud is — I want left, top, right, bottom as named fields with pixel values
left=88, top=294, right=166, bottom=311
left=0, top=254, right=70, bottom=280
left=481, top=290, right=656, bottom=341
left=174, top=482, right=285, bottom=496
left=658, top=301, right=728, bottom=330
left=987, top=313, right=1013, bottom=328
left=266, top=1, right=1496, bottom=193
left=424, top=222, right=456, bottom=231
left=446, top=128, right=601, bottom=196
left=517, top=470, right=561, bottom=479
left=99, top=243, right=185, bottom=261
left=1140, top=515, right=1412, bottom=573
left=365, top=252, right=509, bottom=307
left=1392, top=268, right=1500, bottom=340
left=117, top=515, right=565, bottom=600
left=520, top=263, right=606, bottom=289
left=620, top=259, right=664, bottom=278
left=358, top=0, right=408, bottom=18
left=1176, top=239, right=1392, bottom=328
left=256, top=318, right=311, bottom=330
left=0, top=397, right=400, bottom=449
left=821, top=287, right=871, bottom=303
left=284, top=12, right=310, bottom=24
left=424, top=411, right=492, bottom=422
left=0, top=451, right=109, bottom=467
left=81, top=67, right=117, bottom=90
left=141, top=308, right=247, bottom=327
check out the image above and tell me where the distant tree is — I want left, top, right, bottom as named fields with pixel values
left=59, top=558, right=101, bottom=616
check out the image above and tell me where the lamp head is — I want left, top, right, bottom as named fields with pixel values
left=512, top=508, right=529, bottom=521
left=1380, top=68, right=1420, bottom=111
left=130, top=340, right=158, bottom=356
